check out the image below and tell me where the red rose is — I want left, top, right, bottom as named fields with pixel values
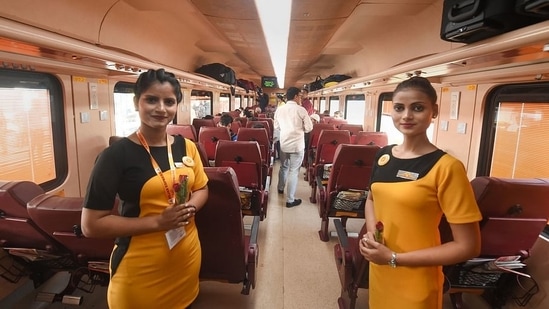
left=375, top=221, right=384, bottom=244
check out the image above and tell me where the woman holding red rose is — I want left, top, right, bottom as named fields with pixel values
left=81, top=69, right=208, bottom=309
left=359, top=77, right=482, bottom=308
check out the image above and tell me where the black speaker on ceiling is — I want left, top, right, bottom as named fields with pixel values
left=516, top=0, right=549, bottom=17
left=440, top=0, right=546, bottom=44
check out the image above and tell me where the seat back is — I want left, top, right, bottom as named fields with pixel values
left=471, top=177, right=549, bottom=256
left=235, top=117, right=248, bottom=128
left=27, top=194, right=117, bottom=264
left=247, top=120, right=272, bottom=141
left=215, top=140, right=264, bottom=189
left=354, top=131, right=388, bottom=147
left=192, top=118, right=215, bottom=136
left=317, top=144, right=379, bottom=241
left=443, top=177, right=549, bottom=307
left=194, top=141, right=210, bottom=167
left=230, top=120, right=242, bottom=134
left=0, top=181, right=61, bottom=251
left=327, top=144, right=379, bottom=195
left=308, top=123, right=336, bottom=150
left=339, top=124, right=363, bottom=136
left=108, top=136, right=124, bottom=145
left=255, top=118, right=274, bottom=141
left=198, top=126, right=231, bottom=160
left=236, top=128, right=271, bottom=164
left=314, top=130, right=351, bottom=165
left=195, top=167, right=247, bottom=282
left=166, top=124, right=197, bottom=141
left=328, top=118, right=348, bottom=128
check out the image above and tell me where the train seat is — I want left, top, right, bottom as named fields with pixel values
left=0, top=181, right=62, bottom=253
left=166, top=124, right=198, bottom=141
left=195, top=167, right=260, bottom=295
left=317, top=144, right=379, bottom=241
left=230, top=120, right=242, bottom=134
left=304, top=123, right=336, bottom=180
left=353, top=131, right=388, bottom=147
left=235, top=116, right=248, bottom=128
left=108, top=136, right=125, bottom=145
left=192, top=118, right=215, bottom=137
left=308, top=130, right=351, bottom=203
left=236, top=127, right=273, bottom=169
left=255, top=117, right=274, bottom=141
left=333, top=219, right=369, bottom=309
left=443, top=177, right=549, bottom=309
left=214, top=140, right=269, bottom=220
left=198, top=126, right=231, bottom=163
left=194, top=141, right=210, bottom=167
left=246, top=120, right=272, bottom=142
left=338, top=124, right=363, bottom=143
left=26, top=194, right=117, bottom=266
left=25, top=193, right=117, bottom=301
left=328, top=118, right=348, bottom=129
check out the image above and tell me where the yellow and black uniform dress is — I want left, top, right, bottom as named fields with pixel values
left=84, top=136, right=208, bottom=309
left=368, top=145, right=481, bottom=309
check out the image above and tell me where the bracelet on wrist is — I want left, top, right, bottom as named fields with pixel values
left=388, top=252, right=397, bottom=268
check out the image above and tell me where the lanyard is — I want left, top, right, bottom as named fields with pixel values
left=136, top=130, right=177, bottom=204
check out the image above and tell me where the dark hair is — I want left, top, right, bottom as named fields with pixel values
left=286, top=87, right=300, bottom=100
left=134, top=69, right=183, bottom=103
left=392, top=76, right=437, bottom=104
left=244, top=109, right=254, bottom=118
left=219, top=114, right=233, bottom=126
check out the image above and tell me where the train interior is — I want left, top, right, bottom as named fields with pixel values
left=1, top=0, right=549, bottom=308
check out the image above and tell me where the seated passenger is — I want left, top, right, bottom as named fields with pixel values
left=218, top=113, right=237, bottom=141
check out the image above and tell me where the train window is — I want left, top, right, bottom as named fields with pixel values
left=190, top=90, right=212, bottom=120
left=0, top=69, right=67, bottom=190
left=220, top=93, right=231, bottom=112
left=344, top=94, right=366, bottom=125
left=329, top=96, right=340, bottom=116
left=479, top=82, right=549, bottom=178
left=113, top=82, right=139, bottom=137
left=319, top=97, right=327, bottom=113
left=377, top=92, right=434, bottom=145
left=234, top=94, right=242, bottom=110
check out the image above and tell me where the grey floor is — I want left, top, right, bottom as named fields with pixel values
left=1, top=162, right=503, bottom=309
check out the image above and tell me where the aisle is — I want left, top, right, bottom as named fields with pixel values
left=193, top=162, right=367, bottom=309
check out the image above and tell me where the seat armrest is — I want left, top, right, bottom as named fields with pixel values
left=249, top=216, right=260, bottom=246
left=334, top=218, right=349, bottom=249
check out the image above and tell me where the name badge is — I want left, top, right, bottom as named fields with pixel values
left=165, top=227, right=186, bottom=250
left=396, top=169, right=419, bottom=180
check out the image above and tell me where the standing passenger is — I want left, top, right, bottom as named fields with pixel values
left=274, top=87, right=313, bottom=207
left=359, top=77, right=481, bottom=309
left=81, top=68, right=209, bottom=309
left=300, top=89, right=314, bottom=115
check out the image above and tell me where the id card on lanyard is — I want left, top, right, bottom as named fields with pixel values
left=136, top=131, right=186, bottom=249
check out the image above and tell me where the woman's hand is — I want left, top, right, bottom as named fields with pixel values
left=158, top=203, right=196, bottom=230
left=359, top=231, right=393, bottom=265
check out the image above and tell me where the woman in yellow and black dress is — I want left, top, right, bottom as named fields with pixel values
left=81, top=69, right=208, bottom=308
left=359, top=77, right=482, bottom=308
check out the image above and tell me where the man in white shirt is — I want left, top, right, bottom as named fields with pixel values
left=274, top=87, right=313, bottom=207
